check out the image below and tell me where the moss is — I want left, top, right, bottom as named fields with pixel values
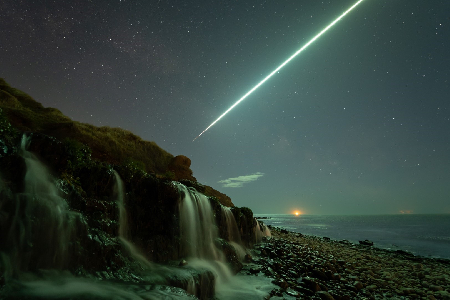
left=208, top=195, right=222, bottom=219
left=123, top=158, right=146, bottom=172
left=240, top=207, right=254, bottom=220
left=64, top=138, right=92, bottom=165
left=75, top=161, right=114, bottom=199
left=158, top=170, right=175, bottom=180
left=0, top=108, right=20, bottom=157
left=59, top=171, right=83, bottom=196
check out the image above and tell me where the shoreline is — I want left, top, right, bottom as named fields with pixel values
left=240, top=226, right=450, bottom=299
left=254, top=215, right=450, bottom=261
left=270, top=226, right=450, bottom=264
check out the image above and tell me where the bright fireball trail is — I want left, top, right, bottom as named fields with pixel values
left=193, top=0, right=365, bottom=141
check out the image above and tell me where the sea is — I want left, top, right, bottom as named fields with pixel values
left=255, top=214, right=450, bottom=260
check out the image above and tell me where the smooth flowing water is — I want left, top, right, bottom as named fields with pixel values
left=0, top=135, right=273, bottom=298
left=0, top=136, right=199, bottom=298
left=1, top=135, right=78, bottom=278
left=175, top=182, right=233, bottom=286
left=221, top=207, right=247, bottom=260
left=114, top=170, right=154, bottom=269
left=176, top=183, right=222, bottom=260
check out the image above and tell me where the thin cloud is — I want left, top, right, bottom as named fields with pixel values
left=218, top=172, right=265, bottom=188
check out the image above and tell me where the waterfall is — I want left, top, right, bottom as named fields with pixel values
left=222, top=207, right=241, bottom=244
left=255, top=219, right=271, bottom=244
left=114, top=170, right=154, bottom=269
left=1, top=135, right=77, bottom=278
left=221, top=207, right=247, bottom=261
left=176, top=183, right=222, bottom=260
left=174, top=182, right=233, bottom=284
left=0, top=135, right=272, bottom=298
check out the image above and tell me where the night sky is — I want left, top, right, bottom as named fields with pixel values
left=1, top=0, right=449, bottom=215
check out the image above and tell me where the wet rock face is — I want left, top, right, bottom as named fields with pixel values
left=1, top=83, right=270, bottom=298
left=209, top=198, right=259, bottom=248
left=0, top=133, right=252, bottom=256
left=117, top=170, right=182, bottom=263
left=215, top=238, right=243, bottom=274
left=231, top=207, right=258, bottom=247
left=0, top=131, right=266, bottom=299
left=0, top=133, right=182, bottom=265
left=0, top=134, right=139, bottom=281
left=166, top=267, right=216, bottom=299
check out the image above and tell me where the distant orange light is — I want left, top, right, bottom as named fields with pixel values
left=293, top=210, right=301, bottom=216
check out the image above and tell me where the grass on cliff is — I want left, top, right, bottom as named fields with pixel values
left=0, top=78, right=173, bottom=174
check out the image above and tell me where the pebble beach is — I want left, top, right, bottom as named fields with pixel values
left=243, top=226, right=450, bottom=299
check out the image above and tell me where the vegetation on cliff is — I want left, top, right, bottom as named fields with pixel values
left=0, top=78, right=173, bottom=175
left=0, top=78, right=233, bottom=206
left=0, top=80, right=270, bottom=298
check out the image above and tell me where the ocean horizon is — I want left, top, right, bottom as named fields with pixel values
left=255, top=214, right=450, bottom=260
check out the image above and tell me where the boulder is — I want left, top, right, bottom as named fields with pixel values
left=316, top=291, right=335, bottom=300
left=168, top=155, right=196, bottom=181
left=359, top=240, right=374, bottom=246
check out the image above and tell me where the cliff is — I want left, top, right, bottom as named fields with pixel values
left=0, top=78, right=233, bottom=207
left=0, top=79, right=270, bottom=298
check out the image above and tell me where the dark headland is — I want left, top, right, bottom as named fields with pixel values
left=0, top=78, right=269, bottom=299
left=1, top=79, right=450, bottom=299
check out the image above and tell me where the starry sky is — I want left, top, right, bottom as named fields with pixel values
left=1, top=0, right=449, bottom=215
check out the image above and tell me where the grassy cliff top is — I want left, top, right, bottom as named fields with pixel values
left=0, top=78, right=235, bottom=206
left=0, top=78, right=184, bottom=179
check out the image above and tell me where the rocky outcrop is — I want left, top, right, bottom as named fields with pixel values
left=0, top=80, right=265, bottom=298
left=178, top=179, right=234, bottom=207
left=0, top=131, right=256, bottom=264
left=168, top=155, right=196, bottom=181
left=204, top=185, right=234, bottom=207
left=0, top=132, right=248, bottom=298
left=0, top=132, right=141, bottom=281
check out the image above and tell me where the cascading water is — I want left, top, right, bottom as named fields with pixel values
left=215, top=213, right=274, bottom=299
left=221, top=207, right=247, bottom=261
left=0, top=134, right=273, bottom=298
left=114, top=172, right=223, bottom=298
left=114, top=170, right=154, bottom=269
left=255, top=219, right=271, bottom=244
left=222, top=207, right=241, bottom=244
left=1, top=137, right=195, bottom=299
left=176, top=183, right=222, bottom=260
left=0, top=135, right=78, bottom=278
left=174, top=182, right=233, bottom=285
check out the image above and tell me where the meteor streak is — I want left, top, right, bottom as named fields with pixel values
left=193, top=0, right=365, bottom=141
